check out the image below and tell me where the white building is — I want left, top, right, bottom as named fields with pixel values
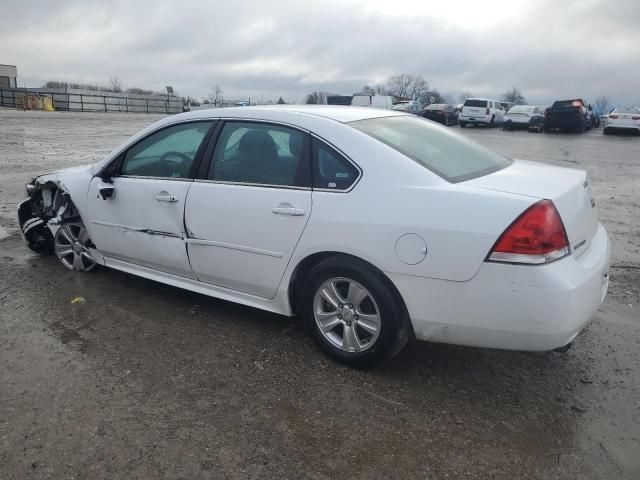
left=0, top=64, right=17, bottom=88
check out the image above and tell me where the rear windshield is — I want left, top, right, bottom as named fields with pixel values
left=552, top=100, right=583, bottom=108
left=425, top=104, right=447, bottom=110
left=508, top=106, right=533, bottom=114
left=349, top=115, right=512, bottom=183
left=464, top=99, right=488, bottom=108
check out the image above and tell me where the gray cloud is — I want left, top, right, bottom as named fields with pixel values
left=1, top=0, right=638, bottom=106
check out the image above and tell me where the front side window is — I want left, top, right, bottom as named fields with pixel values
left=209, top=122, right=309, bottom=187
left=312, top=139, right=359, bottom=190
left=349, top=115, right=512, bottom=183
left=120, top=121, right=212, bottom=178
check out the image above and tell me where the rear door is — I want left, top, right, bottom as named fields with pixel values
left=184, top=121, right=312, bottom=298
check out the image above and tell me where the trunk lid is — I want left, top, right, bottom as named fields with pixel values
left=463, top=159, right=599, bottom=258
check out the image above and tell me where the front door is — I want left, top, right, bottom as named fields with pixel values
left=185, top=121, right=312, bottom=298
left=87, top=121, right=214, bottom=278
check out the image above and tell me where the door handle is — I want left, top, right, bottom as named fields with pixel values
left=156, top=194, right=179, bottom=203
left=272, top=205, right=306, bottom=216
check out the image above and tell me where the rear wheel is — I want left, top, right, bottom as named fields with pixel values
left=459, top=122, right=467, bottom=128
left=54, top=223, right=96, bottom=272
left=301, top=257, right=404, bottom=366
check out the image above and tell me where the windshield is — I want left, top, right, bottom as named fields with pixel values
left=426, top=104, right=447, bottom=110
left=349, top=115, right=512, bottom=183
left=464, top=99, right=488, bottom=108
left=552, top=99, right=583, bottom=108
left=508, top=106, right=533, bottom=114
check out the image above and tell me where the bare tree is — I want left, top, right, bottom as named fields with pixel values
left=277, top=96, right=286, bottom=104
left=356, top=85, right=376, bottom=96
left=374, top=83, right=389, bottom=96
left=109, top=76, right=122, bottom=93
left=594, top=95, right=610, bottom=115
left=386, top=74, right=429, bottom=101
left=305, top=91, right=328, bottom=104
left=210, top=85, right=223, bottom=105
left=386, top=74, right=413, bottom=99
left=501, top=86, right=526, bottom=105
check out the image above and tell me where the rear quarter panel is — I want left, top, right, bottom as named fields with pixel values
left=286, top=121, right=536, bottom=282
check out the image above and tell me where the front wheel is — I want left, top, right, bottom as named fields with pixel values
left=301, top=257, right=404, bottom=366
left=54, top=222, right=97, bottom=272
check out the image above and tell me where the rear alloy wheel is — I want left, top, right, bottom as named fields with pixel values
left=54, top=223, right=96, bottom=272
left=302, top=257, right=403, bottom=365
left=313, top=277, right=381, bottom=353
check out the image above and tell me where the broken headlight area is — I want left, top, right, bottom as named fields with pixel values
left=19, top=179, right=81, bottom=254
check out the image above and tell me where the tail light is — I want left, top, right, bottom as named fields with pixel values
left=609, top=114, right=618, bottom=119
left=485, top=107, right=490, bottom=115
left=487, top=200, right=570, bottom=265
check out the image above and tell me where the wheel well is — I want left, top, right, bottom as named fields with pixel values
left=287, top=252, right=409, bottom=321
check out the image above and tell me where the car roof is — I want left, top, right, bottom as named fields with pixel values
left=167, top=105, right=405, bottom=124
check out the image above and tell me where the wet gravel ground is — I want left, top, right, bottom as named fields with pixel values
left=1, top=110, right=639, bottom=479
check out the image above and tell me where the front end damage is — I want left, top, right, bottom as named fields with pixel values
left=18, top=178, right=86, bottom=254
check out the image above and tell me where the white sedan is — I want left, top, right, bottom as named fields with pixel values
left=604, top=107, right=640, bottom=135
left=17, top=106, right=610, bottom=365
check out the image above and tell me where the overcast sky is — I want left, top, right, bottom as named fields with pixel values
left=2, top=0, right=638, bottom=106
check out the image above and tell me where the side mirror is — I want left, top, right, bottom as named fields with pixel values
left=99, top=184, right=115, bottom=200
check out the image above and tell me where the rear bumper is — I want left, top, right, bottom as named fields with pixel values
left=389, top=223, right=610, bottom=351
left=545, top=118, right=583, bottom=129
left=460, top=115, right=492, bottom=125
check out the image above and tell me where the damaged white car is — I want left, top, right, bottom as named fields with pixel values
left=18, top=106, right=611, bottom=365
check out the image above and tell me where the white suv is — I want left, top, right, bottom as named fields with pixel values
left=459, top=98, right=505, bottom=127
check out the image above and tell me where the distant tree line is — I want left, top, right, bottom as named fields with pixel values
left=305, top=73, right=452, bottom=105
left=42, top=77, right=165, bottom=96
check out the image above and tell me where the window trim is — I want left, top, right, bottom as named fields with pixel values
left=310, top=134, right=362, bottom=193
left=197, top=119, right=313, bottom=190
left=96, top=120, right=217, bottom=181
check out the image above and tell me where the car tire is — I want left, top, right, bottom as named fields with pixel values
left=301, top=256, right=404, bottom=366
left=459, top=122, right=466, bottom=128
left=603, top=127, right=610, bottom=135
left=53, top=222, right=97, bottom=272
left=576, top=123, right=586, bottom=134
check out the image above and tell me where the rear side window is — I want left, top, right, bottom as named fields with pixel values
left=349, top=115, right=512, bottom=183
left=464, top=99, right=488, bottom=108
left=312, top=139, right=359, bottom=190
left=209, top=122, right=310, bottom=187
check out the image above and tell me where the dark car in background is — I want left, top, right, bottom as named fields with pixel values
left=420, top=103, right=458, bottom=126
left=544, top=99, right=593, bottom=133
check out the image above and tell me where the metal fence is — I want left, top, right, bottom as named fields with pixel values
left=0, top=87, right=184, bottom=114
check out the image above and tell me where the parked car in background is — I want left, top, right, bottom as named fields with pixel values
left=544, top=99, right=592, bottom=133
left=351, top=95, right=395, bottom=109
left=327, top=95, right=354, bottom=106
left=604, top=107, right=640, bottom=135
left=391, top=100, right=422, bottom=114
left=459, top=98, right=505, bottom=127
left=503, top=105, right=544, bottom=132
left=500, top=101, right=514, bottom=111
left=420, top=103, right=458, bottom=126
left=15, top=105, right=610, bottom=365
